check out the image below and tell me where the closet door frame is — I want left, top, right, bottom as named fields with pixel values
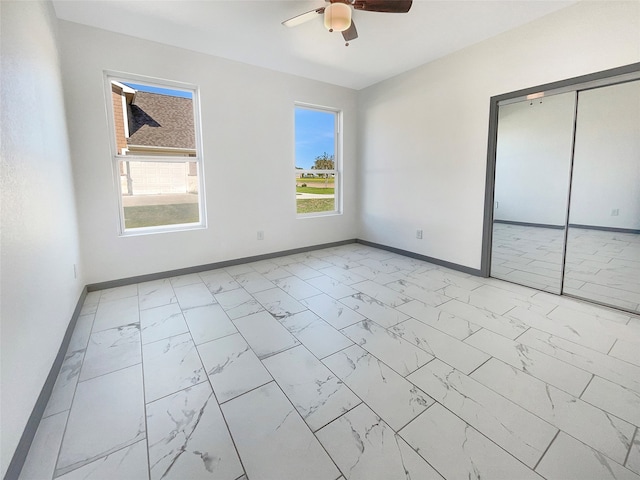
left=481, top=63, right=640, bottom=286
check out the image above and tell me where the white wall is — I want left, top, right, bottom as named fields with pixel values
left=0, top=1, right=84, bottom=475
left=494, top=92, right=575, bottom=226
left=58, top=21, right=358, bottom=284
left=357, top=1, right=640, bottom=269
left=570, top=80, right=640, bottom=229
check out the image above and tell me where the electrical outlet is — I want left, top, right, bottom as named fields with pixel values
left=257, top=230, right=264, bottom=240
left=416, top=229, right=423, bottom=240
left=496, top=201, right=499, bottom=209
left=611, top=209, right=619, bottom=216
left=73, top=264, right=77, bottom=279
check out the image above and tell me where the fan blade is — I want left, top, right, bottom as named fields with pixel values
left=353, top=0, right=412, bottom=13
left=282, top=7, right=325, bottom=27
left=342, top=20, right=358, bottom=42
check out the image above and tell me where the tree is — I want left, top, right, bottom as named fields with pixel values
left=312, top=152, right=335, bottom=171
left=312, top=152, right=334, bottom=186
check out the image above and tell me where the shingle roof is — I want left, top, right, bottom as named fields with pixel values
left=127, top=92, right=195, bottom=150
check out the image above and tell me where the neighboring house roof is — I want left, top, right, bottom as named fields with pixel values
left=127, top=92, right=195, bottom=150
left=112, top=80, right=136, bottom=96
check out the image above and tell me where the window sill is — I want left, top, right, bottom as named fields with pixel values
left=296, top=211, right=342, bottom=219
left=119, top=222, right=206, bottom=237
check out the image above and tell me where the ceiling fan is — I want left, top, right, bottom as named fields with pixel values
left=282, top=0, right=413, bottom=46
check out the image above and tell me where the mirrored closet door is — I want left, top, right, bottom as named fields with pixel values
left=489, top=72, right=640, bottom=314
left=564, top=80, right=640, bottom=313
left=491, top=92, right=575, bottom=294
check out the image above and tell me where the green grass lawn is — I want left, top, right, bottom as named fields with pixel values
left=124, top=204, right=199, bottom=229
left=296, top=186, right=335, bottom=194
left=124, top=197, right=334, bottom=225
left=297, top=198, right=335, bottom=214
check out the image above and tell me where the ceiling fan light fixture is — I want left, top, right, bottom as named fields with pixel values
left=324, top=3, right=352, bottom=32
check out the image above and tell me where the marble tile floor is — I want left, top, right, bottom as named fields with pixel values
left=19, top=243, right=640, bottom=480
left=491, top=223, right=640, bottom=313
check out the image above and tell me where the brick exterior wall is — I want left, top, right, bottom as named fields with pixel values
left=111, top=88, right=127, bottom=154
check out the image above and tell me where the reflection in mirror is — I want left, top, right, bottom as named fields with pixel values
left=565, top=80, right=640, bottom=313
left=490, top=92, right=576, bottom=293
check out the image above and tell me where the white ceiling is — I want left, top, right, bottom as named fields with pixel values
left=52, top=0, right=577, bottom=90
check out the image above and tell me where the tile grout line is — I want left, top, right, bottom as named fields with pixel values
left=50, top=299, right=101, bottom=480
left=135, top=284, right=152, bottom=480
left=256, top=365, right=346, bottom=478
left=318, top=340, right=435, bottom=434
left=216, top=379, right=274, bottom=407
left=402, top=400, right=549, bottom=477
left=336, top=317, right=434, bottom=380
left=532, top=428, right=561, bottom=472
left=465, top=355, right=636, bottom=466
left=141, top=278, right=218, bottom=478
left=578, top=373, right=595, bottom=399
left=395, top=401, right=448, bottom=480
left=191, top=328, right=244, bottom=349
left=284, top=339, right=365, bottom=427
left=463, top=327, right=601, bottom=397
left=52, top=287, right=150, bottom=478
left=274, top=276, right=421, bottom=467
left=624, top=426, right=638, bottom=468
left=256, top=339, right=302, bottom=361
left=513, top=325, right=632, bottom=372
left=189, top=331, right=251, bottom=480
left=391, top=424, right=449, bottom=480
left=465, top=355, right=493, bottom=377
left=152, top=273, right=257, bottom=477
left=310, top=400, right=365, bottom=434
left=512, top=325, right=531, bottom=343
left=318, top=341, right=357, bottom=361
left=74, top=358, right=145, bottom=385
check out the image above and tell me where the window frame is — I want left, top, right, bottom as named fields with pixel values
left=294, top=103, right=342, bottom=218
left=104, top=71, right=207, bottom=236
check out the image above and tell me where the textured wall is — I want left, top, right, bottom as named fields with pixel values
left=0, top=1, right=83, bottom=475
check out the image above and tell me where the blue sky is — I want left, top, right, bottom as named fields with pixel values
left=124, top=82, right=192, bottom=99
left=295, top=107, right=335, bottom=170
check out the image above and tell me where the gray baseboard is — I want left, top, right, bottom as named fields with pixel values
left=356, top=239, right=482, bottom=277
left=4, top=287, right=88, bottom=480
left=568, top=223, right=640, bottom=235
left=493, top=220, right=640, bottom=235
left=493, top=219, right=565, bottom=230
left=88, top=238, right=482, bottom=292
left=87, top=239, right=357, bottom=291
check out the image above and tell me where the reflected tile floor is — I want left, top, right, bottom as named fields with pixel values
left=491, top=222, right=565, bottom=294
left=20, top=243, right=640, bottom=480
left=491, top=223, right=640, bottom=313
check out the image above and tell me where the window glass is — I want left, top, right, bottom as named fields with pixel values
left=295, top=106, right=340, bottom=216
left=120, top=161, right=199, bottom=229
left=107, top=76, right=204, bottom=234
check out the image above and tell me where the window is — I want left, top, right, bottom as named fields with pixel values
left=105, top=74, right=205, bottom=234
left=295, top=105, right=341, bottom=216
